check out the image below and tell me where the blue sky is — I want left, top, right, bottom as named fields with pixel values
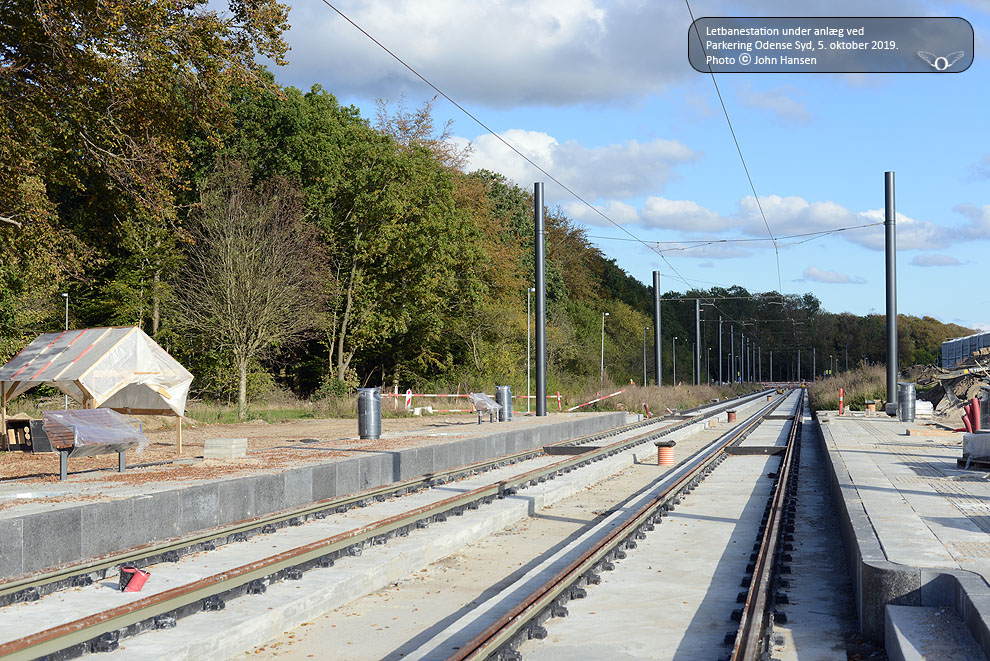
left=265, top=1, right=990, bottom=330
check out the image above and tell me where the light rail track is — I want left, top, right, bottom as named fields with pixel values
left=448, top=390, right=803, bottom=661
left=0, top=390, right=772, bottom=659
left=727, top=389, right=805, bottom=660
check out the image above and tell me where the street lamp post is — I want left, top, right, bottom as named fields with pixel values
left=527, top=288, right=535, bottom=413
left=642, top=326, right=649, bottom=387
left=600, top=312, right=610, bottom=393
left=672, top=336, right=678, bottom=385
left=61, top=292, right=69, bottom=409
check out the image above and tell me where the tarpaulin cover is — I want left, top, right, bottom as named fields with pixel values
left=43, top=409, right=147, bottom=457
left=0, top=327, right=193, bottom=416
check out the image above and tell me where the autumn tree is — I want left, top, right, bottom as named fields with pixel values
left=0, top=0, right=291, bottom=342
left=176, top=162, right=324, bottom=419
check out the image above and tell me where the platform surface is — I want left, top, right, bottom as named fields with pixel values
left=822, top=413, right=990, bottom=583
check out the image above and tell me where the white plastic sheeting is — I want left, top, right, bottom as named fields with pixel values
left=43, top=409, right=148, bottom=457
left=0, top=327, right=192, bottom=416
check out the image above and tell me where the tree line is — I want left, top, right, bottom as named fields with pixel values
left=0, top=2, right=972, bottom=418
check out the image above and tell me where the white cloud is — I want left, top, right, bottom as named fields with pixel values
left=270, top=0, right=933, bottom=108
left=968, top=155, right=990, bottom=180
left=642, top=197, right=722, bottom=232
left=797, top=266, right=866, bottom=284
left=911, top=253, right=963, bottom=267
left=459, top=130, right=698, bottom=208
left=953, top=203, right=990, bottom=239
left=273, top=0, right=688, bottom=107
left=736, top=83, right=811, bottom=124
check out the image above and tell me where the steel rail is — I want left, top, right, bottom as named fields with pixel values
left=450, top=391, right=796, bottom=661
left=0, top=390, right=770, bottom=607
left=730, top=389, right=805, bottom=660
left=0, top=391, right=774, bottom=660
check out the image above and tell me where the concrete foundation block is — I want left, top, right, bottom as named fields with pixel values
left=21, top=508, right=82, bottom=574
left=0, top=518, right=24, bottom=577
left=80, top=499, right=134, bottom=558
left=219, top=477, right=256, bottom=522
left=179, top=484, right=220, bottom=533
left=886, top=605, right=983, bottom=661
left=335, top=458, right=360, bottom=496
left=311, top=463, right=337, bottom=501
left=284, top=467, right=313, bottom=508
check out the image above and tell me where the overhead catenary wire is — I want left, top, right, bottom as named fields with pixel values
left=316, top=0, right=718, bottom=298
left=585, top=222, right=882, bottom=252
left=683, top=0, right=783, bottom=296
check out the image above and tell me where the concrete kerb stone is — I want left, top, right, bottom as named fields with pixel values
left=817, top=418, right=990, bottom=654
left=0, top=412, right=627, bottom=580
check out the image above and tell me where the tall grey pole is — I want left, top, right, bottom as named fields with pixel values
left=695, top=299, right=701, bottom=386
left=759, top=346, right=762, bottom=382
left=534, top=183, right=547, bottom=416
left=642, top=326, right=648, bottom=387
left=718, top=316, right=723, bottom=384
left=813, top=348, right=816, bottom=382
left=845, top=344, right=849, bottom=371
left=730, top=327, right=735, bottom=382
left=527, top=288, right=534, bottom=413
left=770, top=350, right=773, bottom=382
left=653, top=271, right=662, bottom=387
left=798, top=349, right=802, bottom=383
left=885, top=171, right=898, bottom=409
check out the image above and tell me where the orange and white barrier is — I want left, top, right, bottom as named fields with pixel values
left=565, top=389, right=626, bottom=412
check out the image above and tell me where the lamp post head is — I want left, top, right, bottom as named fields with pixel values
left=528, top=288, right=535, bottom=293
left=61, top=292, right=68, bottom=298
left=604, top=312, right=609, bottom=317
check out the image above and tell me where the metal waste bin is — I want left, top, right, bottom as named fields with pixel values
left=495, top=385, right=513, bottom=422
left=897, top=382, right=916, bottom=422
left=357, top=388, right=381, bottom=439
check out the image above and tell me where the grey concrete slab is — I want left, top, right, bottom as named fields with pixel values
left=335, top=457, right=361, bottom=496
left=252, top=474, right=287, bottom=516
left=21, top=508, right=82, bottom=574
left=311, top=463, right=337, bottom=501
left=0, top=518, right=23, bottom=577
left=178, top=484, right=219, bottom=533
left=80, top=499, right=135, bottom=559
left=886, top=605, right=983, bottom=661
left=283, top=467, right=313, bottom=508
left=131, top=492, right=180, bottom=543
left=357, top=454, right=385, bottom=491
left=218, top=477, right=256, bottom=523
left=820, top=414, right=990, bottom=652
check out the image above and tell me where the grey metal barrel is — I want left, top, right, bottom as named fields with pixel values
left=357, top=387, right=381, bottom=439
left=897, top=382, right=916, bottom=422
left=495, top=385, right=513, bottom=422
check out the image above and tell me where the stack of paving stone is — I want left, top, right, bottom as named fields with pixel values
left=203, top=437, right=248, bottom=459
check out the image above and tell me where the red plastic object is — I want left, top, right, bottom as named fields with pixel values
left=839, top=388, right=844, bottom=416
left=971, top=397, right=981, bottom=431
left=119, top=566, right=151, bottom=592
left=963, top=405, right=974, bottom=433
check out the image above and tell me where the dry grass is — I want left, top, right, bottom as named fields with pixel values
left=571, top=382, right=761, bottom=416
left=807, top=364, right=886, bottom=411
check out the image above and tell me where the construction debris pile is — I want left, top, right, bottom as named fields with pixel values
left=912, top=348, right=990, bottom=426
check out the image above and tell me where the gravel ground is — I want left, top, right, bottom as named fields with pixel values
left=0, top=412, right=599, bottom=487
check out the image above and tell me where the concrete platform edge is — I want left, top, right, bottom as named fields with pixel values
left=0, top=413, right=626, bottom=580
left=816, top=415, right=990, bottom=655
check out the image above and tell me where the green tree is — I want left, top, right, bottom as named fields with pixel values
left=176, top=161, right=324, bottom=419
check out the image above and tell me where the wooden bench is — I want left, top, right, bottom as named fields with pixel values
left=42, top=409, right=146, bottom=480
